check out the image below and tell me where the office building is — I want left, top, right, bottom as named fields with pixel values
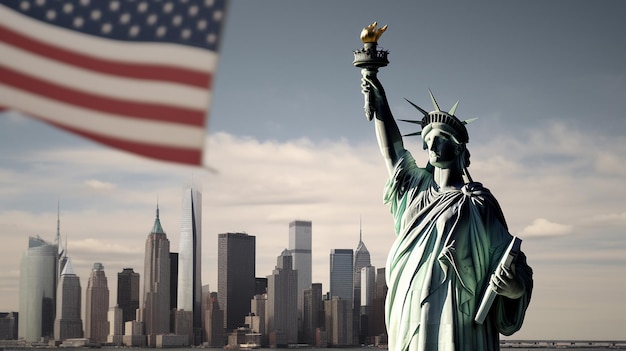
left=169, top=252, right=178, bottom=334
left=303, top=283, right=323, bottom=346
left=170, top=252, right=179, bottom=311
left=141, top=206, right=171, bottom=346
left=353, top=225, right=371, bottom=342
left=324, top=297, right=353, bottom=347
left=107, top=306, right=123, bottom=345
left=218, top=232, right=256, bottom=331
left=360, top=265, right=376, bottom=341
left=288, top=220, right=312, bottom=331
left=266, top=250, right=298, bottom=347
left=85, top=262, right=109, bottom=343
left=117, top=268, right=139, bottom=326
left=54, top=258, right=83, bottom=341
left=372, top=268, right=388, bottom=339
left=202, top=289, right=224, bottom=347
left=177, top=186, right=202, bottom=344
left=330, top=249, right=353, bottom=301
left=19, top=235, right=57, bottom=342
left=249, top=294, right=267, bottom=345
left=0, top=312, right=18, bottom=340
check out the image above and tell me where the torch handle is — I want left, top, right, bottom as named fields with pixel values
left=361, top=68, right=379, bottom=121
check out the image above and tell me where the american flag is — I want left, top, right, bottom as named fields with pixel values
left=0, top=0, right=228, bottom=166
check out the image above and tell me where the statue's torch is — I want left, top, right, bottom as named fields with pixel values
left=353, top=22, right=389, bottom=121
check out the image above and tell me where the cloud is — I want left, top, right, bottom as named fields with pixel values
left=83, top=179, right=116, bottom=191
left=520, top=218, right=574, bottom=237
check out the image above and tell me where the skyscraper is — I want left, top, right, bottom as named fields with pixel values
left=177, top=186, right=202, bottom=344
left=117, top=268, right=139, bottom=326
left=303, top=283, right=323, bottom=346
left=54, top=258, right=83, bottom=341
left=288, top=220, right=312, bottom=328
left=324, top=297, right=353, bottom=347
left=372, top=268, right=388, bottom=339
left=85, top=263, right=109, bottom=343
left=360, top=265, right=376, bottom=342
left=18, top=236, right=57, bottom=342
left=353, top=223, right=371, bottom=306
left=330, top=249, right=353, bottom=301
left=218, top=232, right=256, bottom=331
left=202, top=289, right=224, bottom=347
left=266, top=250, right=298, bottom=347
left=141, top=206, right=171, bottom=346
left=353, top=223, right=371, bottom=343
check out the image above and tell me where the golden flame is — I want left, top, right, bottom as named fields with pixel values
left=360, top=22, right=387, bottom=43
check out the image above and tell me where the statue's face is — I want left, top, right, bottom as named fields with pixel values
left=424, top=129, right=459, bottom=169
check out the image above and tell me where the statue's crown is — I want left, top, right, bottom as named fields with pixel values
left=400, top=90, right=478, bottom=146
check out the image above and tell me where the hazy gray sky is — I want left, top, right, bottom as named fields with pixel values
left=1, top=0, right=626, bottom=341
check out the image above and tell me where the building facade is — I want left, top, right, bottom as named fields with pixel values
left=353, top=227, right=371, bottom=343
left=202, top=290, right=224, bottom=347
left=266, top=250, right=298, bottom=347
left=372, top=268, right=388, bottom=340
left=218, top=232, right=256, bottom=331
left=54, top=258, right=83, bottom=341
left=117, top=268, right=139, bottom=326
left=360, top=265, right=376, bottom=341
left=177, top=186, right=203, bottom=344
left=141, top=206, right=171, bottom=346
left=303, top=283, right=323, bottom=346
left=107, top=306, right=123, bottom=345
left=0, top=312, right=18, bottom=340
left=287, top=220, right=312, bottom=335
left=19, top=236, right=57, bottom=342
left=330, top=249, right=353, bottom=301
left=324, top=297, right=353, bottom=347
left=85, top=262, right=109, bottom=343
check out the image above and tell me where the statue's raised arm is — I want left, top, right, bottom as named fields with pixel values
left=362, top=72, right=406, bottom=175
left=353, top=22, right=406, bottom=175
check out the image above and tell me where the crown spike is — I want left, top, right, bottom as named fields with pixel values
left=463, top=117, right=479, bottom=125
left=404, top=98, right=429, bottom=116
left=428, top=89, right=441, bottom=111
left=403, top=131, right=422, bottom=137
left=398, top=119, right=422, bottom=124
left=449, top=100, right=460, bottom=116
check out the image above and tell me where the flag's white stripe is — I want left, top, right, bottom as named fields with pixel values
left=0, top=42, right=210, bottom=110
left=0, top=84, right=205, bottom=148
left=0, top=5, right=217, bottom=71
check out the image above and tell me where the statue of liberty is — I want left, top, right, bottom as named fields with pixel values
left=355, top=23, right=533, bottom=351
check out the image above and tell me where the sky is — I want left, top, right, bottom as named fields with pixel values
left=1, top=0, right=626, bottom=341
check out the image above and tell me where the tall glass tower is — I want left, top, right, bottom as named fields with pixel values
left=330, top=249, right=354, bottom=301
left=218, top=232, right=255, bottom=331
left=177, top=186, right=202, bottom=343
left=288, top=220, right=311, bottom=335
left=19, top=236, right=57, bottom=342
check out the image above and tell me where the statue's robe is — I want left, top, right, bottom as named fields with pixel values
left=384, top=151, right=533, bottom=351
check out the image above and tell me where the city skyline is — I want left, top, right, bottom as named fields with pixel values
left=7, top=207, right=377, bottom=335
left=2, top=0, right=626, bottom=341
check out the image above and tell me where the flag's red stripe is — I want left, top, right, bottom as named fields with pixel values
left=0, top=23, right=212, bottom=89
left=1, top=66, right=206, bottom=127
left=48, top=119, right=202, bottom=165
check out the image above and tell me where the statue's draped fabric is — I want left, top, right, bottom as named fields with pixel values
left=384, top=151, right=532, bottom=351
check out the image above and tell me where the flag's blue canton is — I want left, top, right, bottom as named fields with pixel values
left=1, top=0, right=226, bottom=51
